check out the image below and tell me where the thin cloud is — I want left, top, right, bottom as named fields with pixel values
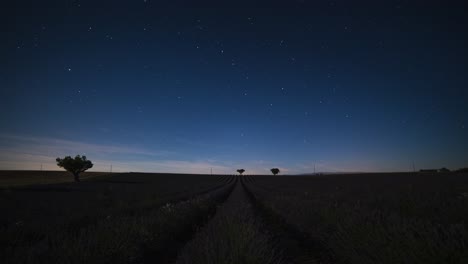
left=93, top=159, right=234, bottom=174
left=0, top=133, right=172, bottom=171
left=0, top=134, right=235, bottom=173
left=1, top=133, right=380, bottom=174
left=295, top=160, right=406, bottom=174
left=0, top=133, right=172, bottom=158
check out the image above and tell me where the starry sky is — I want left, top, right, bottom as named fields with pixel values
left=1, top=1, right=467, bottom=174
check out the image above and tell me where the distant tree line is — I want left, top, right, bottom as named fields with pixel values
left=54, top=154, right=468, bottom=183
left=235, top=168, right=281, bottom=175
left=419, top=167, right=468, bottom=173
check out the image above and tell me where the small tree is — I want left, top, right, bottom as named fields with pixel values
left=439, top=167, right=450, bottom=173
left=237, top=169, right=245, bottom=175
left=56, top=155, right=93, bottom=182
left=271, top=168, right=280, bottom=175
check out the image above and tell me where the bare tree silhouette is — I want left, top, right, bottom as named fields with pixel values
left=237, top=169, right=245, bottom=175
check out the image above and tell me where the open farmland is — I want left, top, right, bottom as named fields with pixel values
left=1, top=171, right=468, bottom=263
left=3, top=1, right=467, bottom=263
left=243, top=172, right=468, bottom=264
left=1, top=172, right=234, bottom=263
left=0, top=171, right=112, bottom=187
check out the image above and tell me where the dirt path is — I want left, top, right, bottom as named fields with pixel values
left=140, top=177, right=236, bottom=264
left=241, top=177, right=329, bottom=264
left=145, top=176, right=328, bottom=264
left=175, top=178, right=283, bottom=264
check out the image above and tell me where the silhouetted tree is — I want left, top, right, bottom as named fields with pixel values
left=271, top=168, right=280, bottom=175
left=56, top=155, right=93, bottom=182
left=237, top=169, right=245, bottom=175
left=439, top=167, right=450, bottom=173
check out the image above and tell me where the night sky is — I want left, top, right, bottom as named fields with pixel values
left=1, top=1, right=467, bottom=174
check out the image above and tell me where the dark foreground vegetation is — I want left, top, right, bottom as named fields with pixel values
left=1, top=172, right=234, bottom=263
left=176, top=182, right=282, bottom=264
left=1, top=171, right=468, bottom=263
left=243, top=172, right=468, bottom=264
left=0, top=170, right=109, bottom=187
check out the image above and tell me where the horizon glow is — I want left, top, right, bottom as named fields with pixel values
left=1, top=2, right=467, bottom=174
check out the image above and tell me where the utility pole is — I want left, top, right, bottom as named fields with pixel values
left=314, top=164, right=316, bottom=174
left=412, top=161, right=416, bottom=173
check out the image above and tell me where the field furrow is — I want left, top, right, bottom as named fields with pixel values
left=1, top=174, right=234, bottom=264
left=3, top=172, right=468, bottom=263
left=244, top=174, right=468, bottom=264
left=241, top=176, right=331, bottom=264
left=139, top=177, right=237, bottom=264
left=175, top=177, right=284, bottom=264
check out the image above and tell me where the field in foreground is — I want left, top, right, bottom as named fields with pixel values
left=0, top=171, right=112, bottom=187
left=1, top=171, right=468, bottom=263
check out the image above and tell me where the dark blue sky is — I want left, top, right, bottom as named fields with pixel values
left=1, top=1, right=467, bottom=173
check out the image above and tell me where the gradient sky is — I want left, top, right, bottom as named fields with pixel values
left=1, top=1, right=467, bottom=174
